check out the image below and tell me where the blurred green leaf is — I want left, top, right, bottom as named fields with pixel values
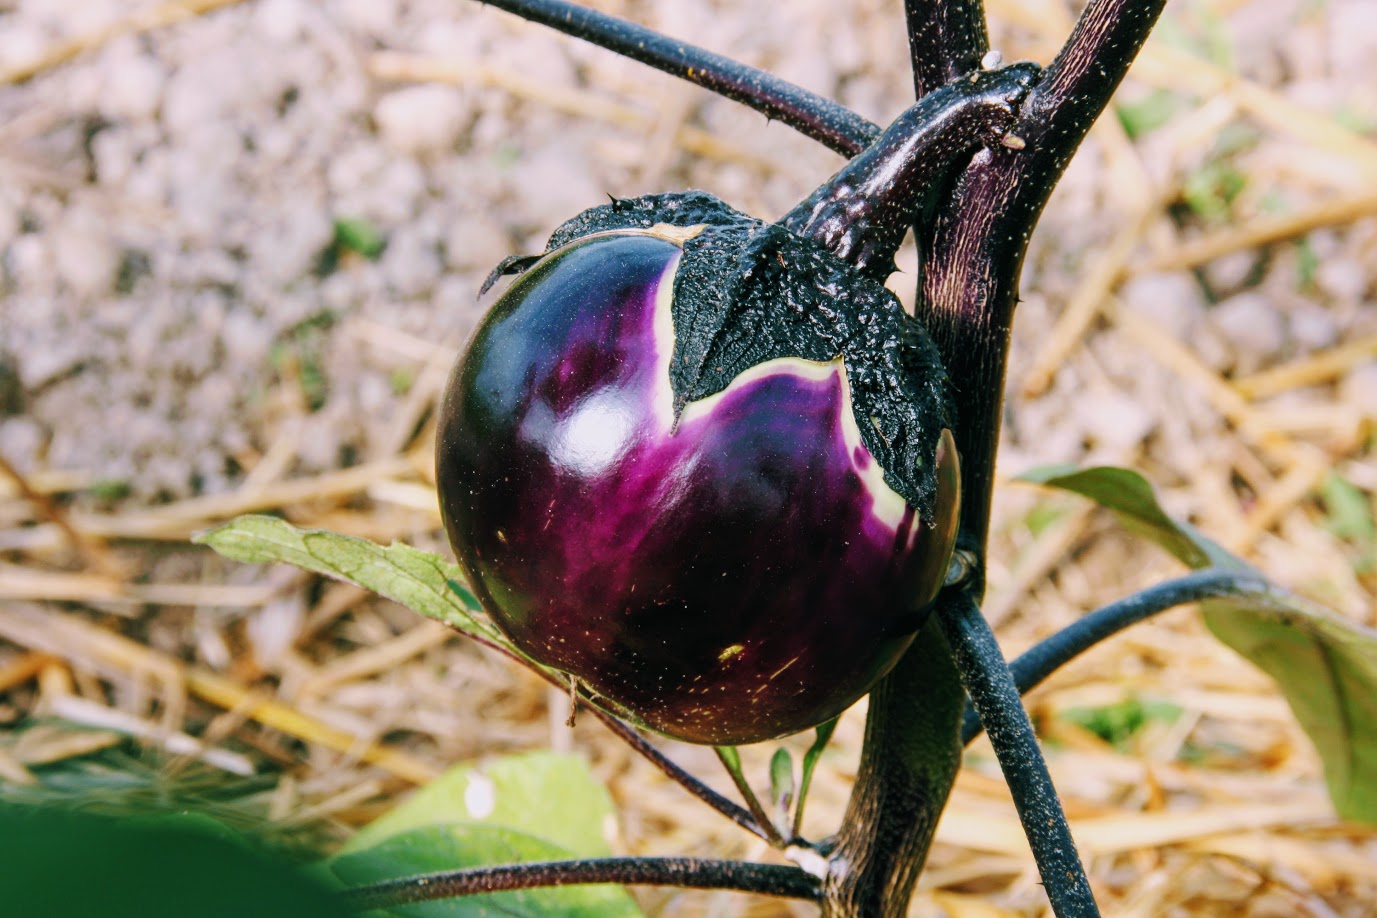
left=332, top=825, right=641, bottom=918
left=1295, top=238, right=1320, bottom=292
left=341, top=752, right=618, bottom=859
left=1115, top=89, right=1186, bottom=139
left=1024, top=464, right=1377, bottom=823
left=1060, top=698, right=1183, bottom=749
left=1320, top=473, right=1377, bottom=573
left=333, top=753, right=637, bottom=916
left=0, top=804, right=345, bottom=917
left=89, top=478, right=132, bottom=501
left=333, top=217, right=386, bottom=259
left=1182, top=160, right=1247, bottom=223
left=769, top=747, right=794, bottom=814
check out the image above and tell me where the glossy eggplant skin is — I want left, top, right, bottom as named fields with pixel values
left=437, top=229, right=959, bottom=745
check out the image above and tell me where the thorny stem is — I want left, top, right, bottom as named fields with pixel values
left=779, top=64, right=1038, bottom=280
left=918, top=0, right=1170, bottom=554
left=345, top=857, right=822, bottom=911
left=937, top=592, right=1099, bottom=917
left=477, top=0, right=878, bottom=157
left=962, top=569, right=1279, bottom=744
left=903, top=0, right=990, bottom=97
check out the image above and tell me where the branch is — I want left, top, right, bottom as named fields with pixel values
left=591, top=710, right=771, bottom=843
left=477, top=0, right=878, bottom=156
left=903, top=0, right=990, bottom=98
left=344, top=857, right=823, bottom=910
left=937, top=593, right=1099, bottom=917
left=918, top=0, right=1169, bottom=554
left=468, top=632, right=771, bottom=843
left=962, top=569, right=1276, bottom=745
left=823, top=615, right=964, bottom=917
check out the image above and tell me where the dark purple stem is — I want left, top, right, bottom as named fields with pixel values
left=840, top=0, right=1171, bottom=915
left=903, top=0, right=991, bottom=97
left=918, top=0, right=1171, bottom=554
left=822, top=616, right=964, bottom=918
left=780, top=64, right=1038, bottom=279
left=962, top=569, right=1278, bottom=744
left=476, top=0, right=878, bottom=156
left=345, top=857, right=822, bottom=910
left=938, top=592, right=1099, bottom=916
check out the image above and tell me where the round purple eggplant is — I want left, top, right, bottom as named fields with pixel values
left=437, top=213, right=961, bottom=745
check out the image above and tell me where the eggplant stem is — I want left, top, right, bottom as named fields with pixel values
left=477, top=0, right=877, bottom=157
left=962, top=569, right=1277, bottom=745
left=344, top=856, right=823, bottom=909
left=902, top=0, right=992, bottom=98
left=779, top=64, right=1038, bottom=279
left=937, top=592, right=1100, bottom=917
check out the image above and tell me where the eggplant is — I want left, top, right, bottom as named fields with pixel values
left=437, top=64, right=1037, bottom=744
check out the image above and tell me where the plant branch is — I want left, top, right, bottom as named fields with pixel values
left=476, top=0, right=878, bottom=156
left=821, top=615, right=965, bottom=918
left=902, top=0, right=990, bottom=97
left=592, top=711, right=770, bottom=843
left=345, top=857, right=823, bottom=910
left=961, top=569, right=1277, bottom=745
left=917, top=0, right=1168, bottom=555
left=467, top=629, right=771, bottom=843
left=937, top=592, right=1099, bottom=917
left=715, top=746, right=788, bottom=847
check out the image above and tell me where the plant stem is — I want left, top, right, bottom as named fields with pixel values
left=937, top=592, right=1099, bottom=917
left=917, top=0, right=1170, bottom=555
left=903, top=0, right=990, bottom=97
left=962, top=569, right=1276, bottom=745
left=715, top=746, right=787, bottom=847
left=476, top=0, right=878, bottom=156
left=470, top=631, right=771, bottom=843
left=344, top=857, right=822, bottom=910
left=779, top=64, right=1038, bottom=279
left=821, top=616, right=965, bottom=918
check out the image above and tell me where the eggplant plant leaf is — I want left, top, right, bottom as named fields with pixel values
left=194, top=515, right=506, bottom=649
left=339, top=752, right=619, bottom=859
left=331, top=752, right=638, bottom=917
left=1023, top=465, right=1377, bottom=824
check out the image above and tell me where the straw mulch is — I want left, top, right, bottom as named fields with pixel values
left=1, top=0, right=1374, bottom=915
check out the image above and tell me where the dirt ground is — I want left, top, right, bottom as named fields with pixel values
left=1, top=0, right=1376, bottom=915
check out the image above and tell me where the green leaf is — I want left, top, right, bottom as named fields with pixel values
left=340, top=752, right=618, bottom=859
left=1320, top=473, right=1377, bottom=573
left=1018, top=466, right=1227, bottom=568
left=793, top=716, right=838, bottom=833
left=768, top=747, right=794, bottom=813
left=194, top=515, right=504, bottom=647
left=1202, top=591, right=1377, bottom=821
left=1060, top=697, right=1183, bottom=749
left=333, top=216, right=386, bottom=259
left=0, top=804, right=346, bottom=916
left=1024, top=464, right=1377, bottom=824
left=1115, top=89, right=1185, bottom=139
left=332, top=824, right=642, bottom=918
